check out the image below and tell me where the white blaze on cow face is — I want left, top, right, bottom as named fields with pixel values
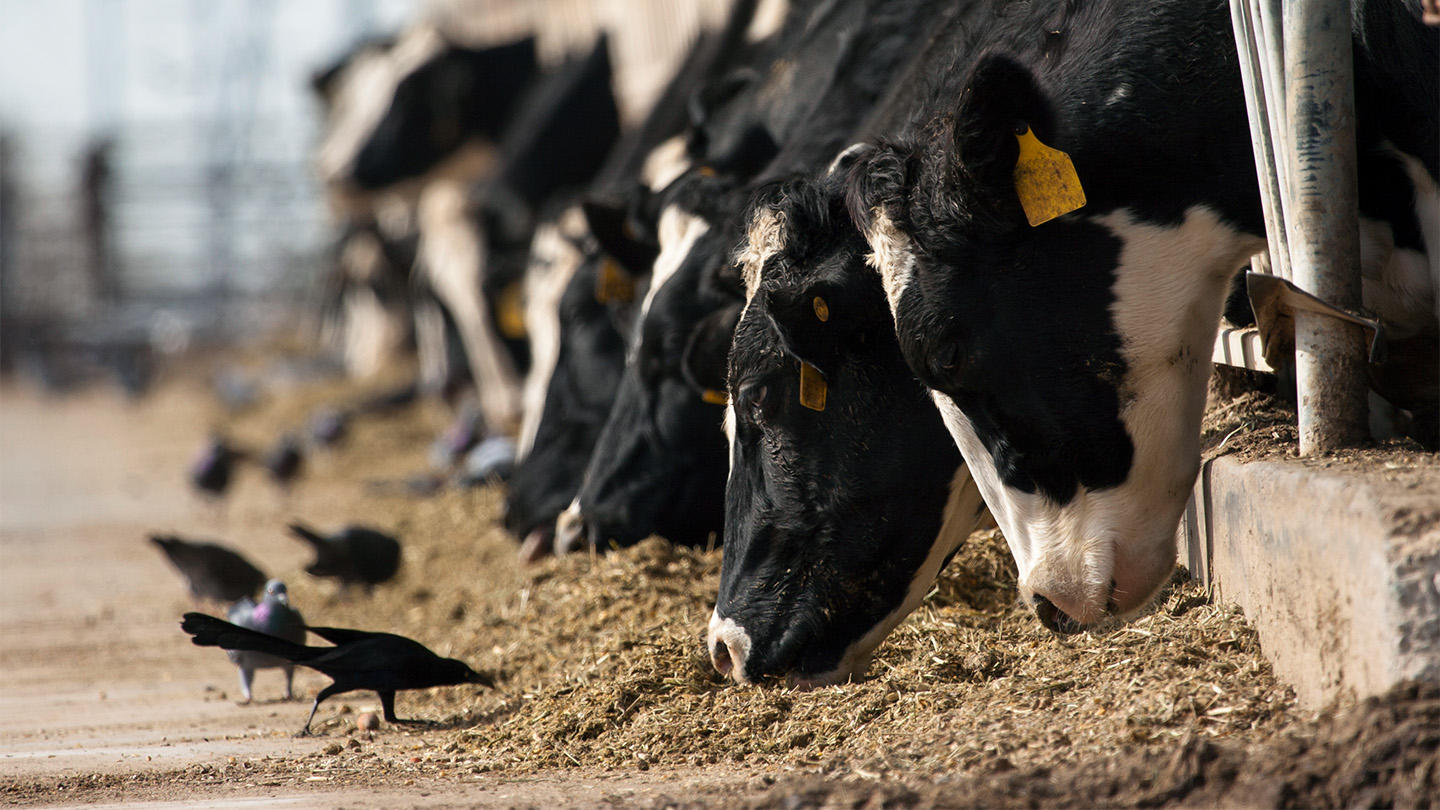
left=554, top=497, right=586, bottom=555
left=784, top=465, right=994, bottom=689
left=639, top=205, right=711, bottom=323
left=738, top=209, right=788, bottom=302
left=516, top=208, right=587, bottom=459
left=862, top=208, right=917, bottom=315
left=315, top=26, right=445, bottom=193
left=640, top=136, right=693, bottom=193
left=745, top=0, right=790, bottom=43
left=334, top=230, right=409, bottom=379
left=868, top=204, right=1265, bottom=627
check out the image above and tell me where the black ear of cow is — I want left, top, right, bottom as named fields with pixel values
left=950, top=52, right=1053, bottom=203
left=688, top=69, right=756, bottom=132
left=682, top=303, right=745, bottom=395
left=710, top=124, right=780, bottom=180
left=583, top=197, right=658, bottom=276
left=844, top=143, right=910, bottom=237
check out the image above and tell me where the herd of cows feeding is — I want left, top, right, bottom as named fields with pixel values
left=296, top=0, right=1437, bottom=716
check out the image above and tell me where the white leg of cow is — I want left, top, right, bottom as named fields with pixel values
left=418, top=181, right=522, bottom=431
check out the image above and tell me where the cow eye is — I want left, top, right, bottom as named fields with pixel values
left=742, top=383, right=768, bottom=419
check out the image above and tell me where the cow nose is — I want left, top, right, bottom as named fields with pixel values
left=707, top=613, right=753, bottom=684
left=553, top=503, right=587, bottom=555
left=1031, top=593, right=1085, bottom=636
left=711, top=639, right=734, bottom=677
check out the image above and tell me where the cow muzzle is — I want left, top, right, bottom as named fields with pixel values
left=707, top=612, right=754, bottom=685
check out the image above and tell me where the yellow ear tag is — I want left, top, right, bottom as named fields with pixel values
left=1013, top=126, right=1086, bottom=227
left=701, top=388, right=729, bottom=405
left=698, top=166, right=717, bottom=178
left=496, top=282, right=528, bottom=339
left=798, top=361, right=827, bottom=411
left=812, top=296, right=829, bottom=322
left=595, top=258, right=635, bottom=304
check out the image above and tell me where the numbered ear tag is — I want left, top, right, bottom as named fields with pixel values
left=595, top=258, right=635, bottom=304
left=1013, top=126, right=1086, bottom=227
left=812, top=296, right=829, bottom=322
left=496, top=282, right=528, bottom=339
left=701, top=389, right=729, bottom=405
left=798, top=361, right=827, bottom=412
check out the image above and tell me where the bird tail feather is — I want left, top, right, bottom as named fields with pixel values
left=181, top=613, right=315, bottom=662
left=286, top=523, right=326, bottom=547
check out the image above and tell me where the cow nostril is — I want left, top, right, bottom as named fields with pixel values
left=711, top=640, right=733, bottom=676
left=1032, top=594, right=1084, bottom=636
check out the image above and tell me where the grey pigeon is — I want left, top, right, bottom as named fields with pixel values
left=190, top=435, right=244, bottom=498
left=181, top=612, right=493, bottom=735
left=287, top=522, right=402, bottom=592
left=151, top=534, right=266, bottom=603
left=226, top=580, right=308, bottom=702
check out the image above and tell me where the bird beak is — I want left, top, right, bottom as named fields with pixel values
left=467, top=669, right=496, bottom=687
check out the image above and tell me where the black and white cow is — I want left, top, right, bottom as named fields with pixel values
left=314, top=27, right=539, bottom=198
left=843, top=0, right=1437, bottom=633
left=558, top=0, right=967, bottom=555
left=407, top=35, right=620, bottom=431
left=501, top=8, right=773, bottom=558
left=703, top=172, right=992, bottom=686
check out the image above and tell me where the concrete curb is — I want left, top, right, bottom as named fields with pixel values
left=1180, top=454, right=1440, bottom=708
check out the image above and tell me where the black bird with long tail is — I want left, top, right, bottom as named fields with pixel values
left=180, top=613, right=493, bottom=735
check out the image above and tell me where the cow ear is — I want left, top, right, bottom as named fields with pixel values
left=949, top=53, right=1053, bottom=221
left=583, top=197, right=658, bottom=276
left=681, top=303, right=744, bottom=396
left=844, top=142, right=911, bottom=237
left=688, top=70, right=756, bottom=132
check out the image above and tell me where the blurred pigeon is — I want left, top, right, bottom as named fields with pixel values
left=150, top=534, right=266, bottom=603
left=287, top=522, right=401, bottom=592
left=210, top=368, right=261, bottom=413
left=306, top=408, right=350, bottom=448
left=190, top=435, right=244, bottom=498
left=181, top=613, right=492, bottom=735
left=226, top=579, right=308, bottom=702
left=263, top=433, right=304, bottom=490
left=457, top=436, right=517, bottom=487
left=428, top=403, right=483, bottom=469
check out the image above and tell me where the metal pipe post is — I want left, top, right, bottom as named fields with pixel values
left=1282, top=0, right=1368, bottom=453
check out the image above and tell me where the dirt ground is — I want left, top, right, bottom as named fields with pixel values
left=1, top=358, right=1436, bottom=809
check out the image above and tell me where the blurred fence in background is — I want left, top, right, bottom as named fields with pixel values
left=0, top=0, right=732, bottom=387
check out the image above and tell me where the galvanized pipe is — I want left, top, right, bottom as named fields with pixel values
left=1231, top=0, right=1292, bottom=280
left=1282, top=0, right=1368, bottom=452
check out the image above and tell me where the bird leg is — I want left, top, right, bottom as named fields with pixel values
left=237, top=667, right=254, bottom=704
left=378, top=690, right=425, bottom=725
left=283, top=665, right=295, bottom=701
left=298, top=684, right=342, bottom=737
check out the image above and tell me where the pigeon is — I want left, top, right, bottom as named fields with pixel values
left=306, top=408, right=350, bottom=449
left=180, top=613, right=493, bottom=735
left=262, top=433, right=304, bottom=490
left=287, top=522, right=401, bottom=592
left=226, top=580, right=308, bottom=702
left=150, top=535, right=266, bottom=603
left=190, top=435, right=244, bottom=498
left=456, top=436, right=516, bottom=487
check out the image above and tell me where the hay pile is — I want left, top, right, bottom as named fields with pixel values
left=185, top=362, right=1434, bottom=806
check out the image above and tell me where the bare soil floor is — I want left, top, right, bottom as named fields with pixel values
left=1, top=361, right=1436, bottom=809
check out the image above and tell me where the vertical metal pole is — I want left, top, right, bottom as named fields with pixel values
left=1283, top=0, right=1368, bottom=452
left=1232, top=0, right=1291, bottom=281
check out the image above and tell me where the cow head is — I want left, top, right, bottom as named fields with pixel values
left=846, top=54, right=1263, bottom=633
left=706, top=174, right=985, bottom=686
left=562, top=172, right=745, bottom=552
left=506, top=229, right=639, bottom=560
left=316, top=29, right=537, bottom=195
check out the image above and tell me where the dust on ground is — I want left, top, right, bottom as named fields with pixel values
left=2, top=357, right=1436, bottom=809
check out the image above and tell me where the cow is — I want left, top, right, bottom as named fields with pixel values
left=314, top=27, right=539, bottom=201
left=699, top=1, right=1004, bottom=685
left=402, top=35, right=620, bottom=431
left=317, top=206, right=418, bottom=380
left=558, top=0, right=962, bottom=556
left=841, top=0, right=1437, bottom=634
left=703, top=171, right=993, bottom=686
